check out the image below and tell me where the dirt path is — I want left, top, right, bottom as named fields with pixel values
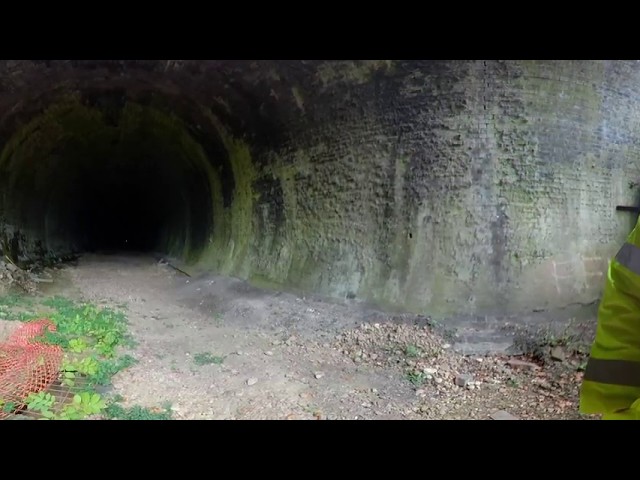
left=41, top=253, right=596, bottom=420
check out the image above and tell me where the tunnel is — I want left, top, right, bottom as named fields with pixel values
left=1, top=60, right=640, bottom=322
left=0, top=96, right=217, bottom=256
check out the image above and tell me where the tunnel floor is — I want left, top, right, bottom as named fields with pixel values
left=0, top=253, right=593, bottom=420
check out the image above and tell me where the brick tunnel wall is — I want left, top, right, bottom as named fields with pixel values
left=246, top=60, right=640, bottom=316
left=0, top=60, right=639, bottom=319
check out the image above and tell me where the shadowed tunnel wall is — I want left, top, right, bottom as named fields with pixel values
left=0, top=60, right=638, bottom=319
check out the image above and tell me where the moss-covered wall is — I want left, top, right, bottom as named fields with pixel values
left=222, top=60, right=640, bottom=317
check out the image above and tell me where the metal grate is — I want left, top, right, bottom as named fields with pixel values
left=3, top=374, right=89, bottom=420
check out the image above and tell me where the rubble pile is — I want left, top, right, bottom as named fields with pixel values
left=0, top=259, right=37, bottom=294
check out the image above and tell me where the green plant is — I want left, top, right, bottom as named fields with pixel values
left=41, top=295, right=75, bottom=310
left=111, top=394, right=125, bottom=403
left=8, top=295, right=139, bottom=420
left=61, top=370, right=77, bottom=387
left=193, top=352, right=225, bottom=366
left=0, top=294, right=36, bottom=321
left=103, top=403, right=173, bottom=420
left=213, top=312, right=224, bottom=325
left=17, top=311, right=39, bottom=321
left=76, top=392, right=107, bottom=414
left=0, top=400, right=16, bottom=414
left=68, top=338, right=88, bottom=353
left=54, top=393, right=107, bottom=420
left=405, top=344, right=421, bottom=358
left=89, top=354, right=137, bottom=386
left=26, top=392, right=57, bottom=419
left=63, top=356, right=100, bottom=377
left=0, top=294, right=33, bottom=307
left=56, top=404, right=84, bottom=420
left=302, top=403, right=321, bottom=415
left=406, top=371, right=427, bottom=386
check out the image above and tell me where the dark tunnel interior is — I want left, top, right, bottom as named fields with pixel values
left=0, top=93, right=218, bottom=261
left=77, top=160, right=184, bottom=253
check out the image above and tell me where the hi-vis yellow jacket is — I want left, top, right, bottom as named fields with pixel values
left=580, top=218, right=640, bottom=420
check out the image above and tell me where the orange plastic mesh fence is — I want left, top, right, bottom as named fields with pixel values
left=0, top=319, right=63, bottom=417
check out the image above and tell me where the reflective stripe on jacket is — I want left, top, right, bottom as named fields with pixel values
left=580, top=219, right=640, bottom=418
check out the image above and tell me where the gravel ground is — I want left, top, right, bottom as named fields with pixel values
left=1, top=253, right=599, bottom=420
left=333, top=322, right=595, bottom=419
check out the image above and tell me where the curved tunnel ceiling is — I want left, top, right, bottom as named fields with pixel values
left=0, top=60, right=639, bottom=320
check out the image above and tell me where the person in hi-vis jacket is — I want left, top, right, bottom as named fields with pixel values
left=580, top=215, right=640, bottom=419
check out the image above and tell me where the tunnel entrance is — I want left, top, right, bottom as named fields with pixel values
left=0, top=96, right=217, bottom=263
